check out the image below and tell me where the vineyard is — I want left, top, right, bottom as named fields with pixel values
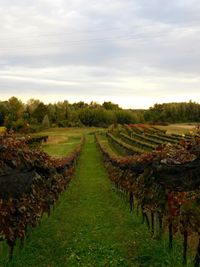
left=0, top=131, right=84, bottom=260
left=0, top=125, right=200, bottom=266
left=96, top=124, right=200, bottom=266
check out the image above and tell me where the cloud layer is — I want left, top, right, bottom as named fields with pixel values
left=0, top=0, right=200, bottom=108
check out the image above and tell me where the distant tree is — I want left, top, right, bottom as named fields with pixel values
left=68, top=110, right=81, bottom=127
left=133, top=110, right=145, bottom=123
left=4, top=97, right=25, bottom=130
left=115, top=110, right=136, bottom=124
left=78, top=108, right=116, bottom=127
left=71, top=101, right=88, bottom=110
left=47, top=103, right=56, bottom=123
left=54, top=101, right=70, bottom=123
left=0, top=101, right=8, bottom=126
left=145, top=101, right=200, bottom=123
left=78, top=109, right=93, bottom=126
left=102, top=101, right=120, bottom=110
left=27, top=99, right=40, bottom=115
left=42, top=114, right=50, bottom=129
left=32, top=102, right=48, bottom=123
left=8, top=97, right=24, bottom=121
left=3, top=96, right=200, bottom=131
left=89, top=101, right=101, bottom=109
left=25, top=99, right=41, bottom=123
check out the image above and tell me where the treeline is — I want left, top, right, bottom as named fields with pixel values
left=0, top=97, right=200, bottom=132
left=0, top=97, right=144, bottom=132
left=144, top=101, right=200, bottom=123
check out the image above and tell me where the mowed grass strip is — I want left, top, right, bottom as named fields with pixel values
left=34, top=127, right=103, bottom=157
left=0, top=134, right=191, bottom=266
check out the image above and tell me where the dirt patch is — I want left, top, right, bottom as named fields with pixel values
left=159, top=124, right=197, bottom=134
left=46, top=135, right=69, bottom=144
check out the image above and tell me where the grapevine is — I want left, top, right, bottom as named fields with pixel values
left=0, top=132, right=84, bottom=259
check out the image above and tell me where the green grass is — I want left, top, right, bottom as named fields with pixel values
left=34, top=127, right=103, bottom=138
left=43, top=135, right=82, bottom=157
left=36, top=127, right=104, bottom=157
left=0, top=133, right=193, bottom=266
left=97, top=132, right=122, bottom=157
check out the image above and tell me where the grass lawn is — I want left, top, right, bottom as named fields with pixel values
left=42, top=135, right=82, bottom=157
left=0, top=132, right=193, bottom=267
left=36, top=127, right=104, bottom=157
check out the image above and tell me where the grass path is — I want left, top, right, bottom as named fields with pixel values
left=0, top=134, right=187, bottom=267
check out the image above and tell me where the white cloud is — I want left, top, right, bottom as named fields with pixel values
left=0, top=0, right=200, bottom=108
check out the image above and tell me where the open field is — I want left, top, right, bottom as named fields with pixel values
left=157, top=123, right=197, bottom=134
left=33, top=127, right=103, bottom=157
left=42, top=134, right=82, bottom=157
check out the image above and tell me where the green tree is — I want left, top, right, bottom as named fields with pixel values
left=32, top=102, right=48, bottom=123
left=115, top=110, right=136, bottom=124
left=42, top=114, right=50, bottom=129
left=0, top=101, right=8, bottom=126
left=102, top=101, right=120, bottom=110
left=4, top=97, right=25, bottom=130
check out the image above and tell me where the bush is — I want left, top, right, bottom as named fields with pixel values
left=29, top=124, right=42, bottom=133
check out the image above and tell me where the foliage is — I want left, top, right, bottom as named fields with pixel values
left=31, top=102, right=48, bottom=123
left=0, top=97, right=144, bottom=131
left=96, top=131, right=200, bottom=266
left=0, top=132, right=84, bottom=259
left=145, top=101, right=200, bottom=123
left=42, top=114, right=50, bottom=129
left=1, top=97, right=200, bottom=132
left=78, top=108, right=116, bottom=127
left=107, top=132, right=146, bottom=155
left=115, top=110, right=136, bottom=124
left=102, top=101, right=120, bottom=110
left=0, top=133, right=186, bottom=266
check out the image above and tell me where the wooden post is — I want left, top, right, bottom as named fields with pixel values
left=169, top=221, right=173, bottom=250
left=183, top=230, right=188, bottom=266
left=194, top=238, right=200, bottom=267
left=130, top=191, right=134, bottom=213
left=151, top=211, right=154, bottom=235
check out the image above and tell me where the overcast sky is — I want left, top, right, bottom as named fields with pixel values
left=0, top=0, right=200, bottom=108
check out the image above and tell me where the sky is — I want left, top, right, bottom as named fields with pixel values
left=0, top=0, right=200, bottom=109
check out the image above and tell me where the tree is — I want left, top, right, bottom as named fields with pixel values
left=102, top=101, right=120, bottom=110
left=145, top=101, right=200, bottom=123
left=27, top=99, right=40, bottom=115
left=7, top=97, right=24, bottom=121
left=71, top=101, right=88, bottom=110
left=115, top=110, right=136, bottom=124
left=32, top=102, right=48, bottom=123
left=0, top=101, right=8, bottom=126
left=42, top=114, right=50, bottom=129
left=4, top=97, right=25, bottom=130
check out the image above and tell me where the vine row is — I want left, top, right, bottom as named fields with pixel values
left=96, top=133, right=200, bottom=266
